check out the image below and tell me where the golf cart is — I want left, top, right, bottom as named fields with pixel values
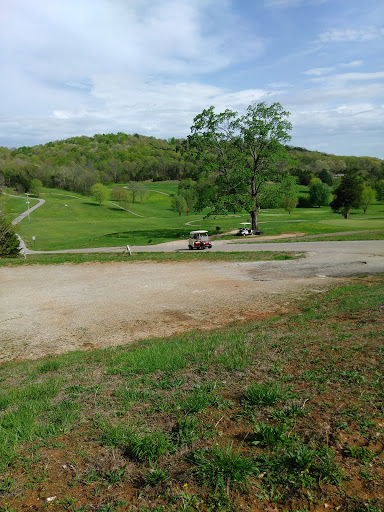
left=188, top=230, right=212, bottom=250
left=237, top=222, right=253, bottom=236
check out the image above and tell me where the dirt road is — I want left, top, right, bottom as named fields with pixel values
left=1, top=240, right=383, bottom=363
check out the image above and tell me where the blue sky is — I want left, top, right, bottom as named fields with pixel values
left=1, top=0, right=383, bottom=158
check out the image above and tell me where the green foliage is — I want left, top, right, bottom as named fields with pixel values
left=91, top=183, right=109, bottom=205
left=318, top=168, right=333, bottom=186
left=361, top=186, right=376, bottom=214
left=112, top=186, right=130, bottom=208
left=171, top=194, right=187, bottom=216
left=279, top=174, right=298, bottom=197
left=375, top=179, right=384, bottom=201
left=331, top=172, right=364, bottom=218
left=0, top=195, right=20, bottom=257
left=187, top=102, right=292, bottom=230
left=29, top=178, right=43, bottom=197
left=309, top=179, right=330, bottom=207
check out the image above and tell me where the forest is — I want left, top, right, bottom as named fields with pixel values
left=0, top=132, right=383, bottom=196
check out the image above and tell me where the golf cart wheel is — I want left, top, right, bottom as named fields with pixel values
left=188, top=245, right=193, bottom=250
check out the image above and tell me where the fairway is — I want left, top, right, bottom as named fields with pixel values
left=6, top=182, right=384, bottom=251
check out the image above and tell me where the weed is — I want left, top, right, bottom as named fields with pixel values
left=145, top=462, right=169, bottom=487
left=271, top=402, right=308, bottom=420
left=173, top=416, right=199, bottom=447
left=103, top=465, right=126, bottom=484
left=125, top=430, right=174, bottom=462
left=174, top=386, right=219, bottom=414
left=190, top=443, right=255, bottom=494
left=344, top=444, right=376, bottom=463
left=243, top=382, right=285, bottom=407
left=252, top=422, right=289, bottom=448
left=99, top=423, right=134, bottom=448
left=0, top=477, right=14, bottom=494
left=39, top=359, right=62, bottom=373
left=170, top=490, right=202, bottom=512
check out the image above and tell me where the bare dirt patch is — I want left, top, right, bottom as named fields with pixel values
left=0, top=260, right=336, bottom=363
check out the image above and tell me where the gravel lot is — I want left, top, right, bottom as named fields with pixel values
left=1, top=240, right=383, bottom=363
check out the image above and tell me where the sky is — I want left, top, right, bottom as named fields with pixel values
left=0, top=0, right=383, bottom=158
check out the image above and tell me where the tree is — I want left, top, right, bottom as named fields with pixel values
left=127, top=181, right=140, bottom=203
left=171, top=195, right=187, bottom=216
left=187, top=102, right=292, bottom=230
left=29, top=178, right=43, bottom=197
left=90, top=183, right=109, bottom=205
left=375, top=179, right=384, bottom=201
left=330, top=172, right=364, bottom=219
left=0, top=195, right=20, bottom=257
left=318, top=169, right=333, bottom=186
left=279, top=174, right=298, bottom=214
left=360, top=186, right=376, bottom=214
left=309, top=178, right=330, bottom=207
left=178, top=179, right=197, bottom=215
left=112, top=187, right=130, bottom=209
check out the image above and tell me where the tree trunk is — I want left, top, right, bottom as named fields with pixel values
left=250, top=207, right=260, bottom=231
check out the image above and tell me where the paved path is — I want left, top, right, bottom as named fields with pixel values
left=10, top=197, right=45, bottom=225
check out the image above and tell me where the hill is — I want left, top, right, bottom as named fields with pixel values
left=0, top=133, right=383, bottom=196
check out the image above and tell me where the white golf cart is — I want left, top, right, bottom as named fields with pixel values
left=188, top=230, right=212, bottom=250
left=237, top=222, right=253, bottom=236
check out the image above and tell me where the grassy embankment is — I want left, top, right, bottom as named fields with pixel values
left=5, top=182, right=384, bottom=253
left=0, top=275, right=383, bottom=511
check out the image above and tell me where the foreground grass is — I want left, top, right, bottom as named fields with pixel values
left=0, top=251, right=298, bottom=267
left=0, top=275, right=383, bottom=511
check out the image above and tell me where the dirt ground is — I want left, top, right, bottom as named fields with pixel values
left=1, top=259, right=337, bottom=363
left=2, top=238, right=384, bottom=363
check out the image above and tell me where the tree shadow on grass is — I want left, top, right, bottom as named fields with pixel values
left=103, top=229, right=189, bottom=244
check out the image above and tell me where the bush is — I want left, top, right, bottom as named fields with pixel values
left=297, top=195, right=311, bottom=208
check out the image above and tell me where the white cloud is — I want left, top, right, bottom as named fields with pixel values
left=340, top=60, right=363, bottom=68
left=265, top=0, right=327, bottom=7
left=309, top=71, right=384, bottom=84
left=319, top=26, right=384, bottom=43
left=303, top=67, right=334, bottom=76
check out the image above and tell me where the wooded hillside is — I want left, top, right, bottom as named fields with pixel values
left=0, top=132, right=382, bottom=195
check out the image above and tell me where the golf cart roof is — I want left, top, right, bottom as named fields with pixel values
left=240, top=222, right=251, bottom=226
left=189, top=230, right=208, bottom=235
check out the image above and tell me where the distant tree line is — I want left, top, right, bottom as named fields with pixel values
left=0, top=133, right=384, bottom=214
left=0, top=133, right=197, bottom=196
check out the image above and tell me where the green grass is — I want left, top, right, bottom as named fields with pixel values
left=0, top=275, right=383, bottom=511
left=5, top=183, right=384, bottom=251
left=0, top=250, right=299, bottom=266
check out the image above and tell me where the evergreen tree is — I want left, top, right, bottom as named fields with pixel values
left=330, top=172, right=364, bottom=219
left=0, top=196, right=20, bottom=257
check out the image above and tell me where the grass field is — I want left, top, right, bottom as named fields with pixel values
left=5, top=183, right=384, bottom=251
left=0, top=251, right=298, bottom=267
left=0, top=275, right=383, bottom=511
